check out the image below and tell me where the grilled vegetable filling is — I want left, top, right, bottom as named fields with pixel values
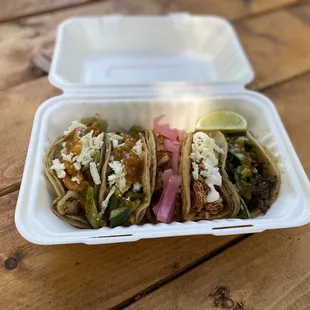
left=226, top=135, right=275, bottom=215
left=103, top=126, right=145, bottom=227
left=50, top=117, right=106, bottom=228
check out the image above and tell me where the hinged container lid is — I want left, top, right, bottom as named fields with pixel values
left=49, top=14, right=254, bottom=91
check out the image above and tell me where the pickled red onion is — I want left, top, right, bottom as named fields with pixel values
left=162, top=168, right=174, bottom=186
left=153, top=169, right=174, bottom=216
left=164, top=139, right=180, bottom=174
left=153, top=115, right=178, bottom=141
left=156, top=175, right=181, bottom=223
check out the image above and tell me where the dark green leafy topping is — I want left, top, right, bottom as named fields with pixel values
left=128, top=125, right=144, bottom=139
left=226, top=134, right=274, bottom=215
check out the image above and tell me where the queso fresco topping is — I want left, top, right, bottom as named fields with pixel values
left=190, top=132, right=224, bottom=203
left=50, top=121, right=104, bottom=192
left=107, top=133, right=144, bottom=193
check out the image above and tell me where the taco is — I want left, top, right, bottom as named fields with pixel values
left=181, top=131, right=240, bottom=221
left=224, top=131, right=281, bottom=218
left=98, top=127, right=151, bottom=227
left=145, top=115, right=184, bottom=224
left=44, top=116, right=108, bottom=229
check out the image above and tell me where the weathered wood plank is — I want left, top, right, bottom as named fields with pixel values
left=237, top=4, right=310, bottom=89
left=0, top=0, right=97, bottom=22
left=126, top=72, right=310, bottom=310
left=0, top=78, right=60, bottom=194
left=161, top=0, right=299, bottom=19
left=128, top=226, right=310, bottom=310
left=0, top=0, right=305, bottom=90
left=0, top=191, right=238, bottom=310
left=0, top=0, right=161, bottom=90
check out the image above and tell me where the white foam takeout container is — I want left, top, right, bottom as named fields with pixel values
left=15, top=14, right=310, bottom=245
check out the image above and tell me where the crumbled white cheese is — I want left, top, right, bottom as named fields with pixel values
left=62, top=142, right=67, bottom=148
left=133, top=139, right=143, bottom=155
left=102, top=186, right=116, bottom=212
left=62, top=152, right=74, bottom=162
left=71, top=176, right=81, bottom=184
left=108, top=133, right=124, bottom=149
left=191, top=132, right=223, bottom=202
left=192, top=162, right=199, bottom=180
left=133, top=182, right=142, bottom=192
left=112, top=139, right=119, bottom=148
left=52, top=125, right=104, bottom=180
left=108, top=161, right=126, bottom=193
left=73, top=131, right=104, bottom=166
left=90, top=162, right=101, bottom=185
left=64, top=121, right=87, bottom=135
left=50, top=159, right=66, bottom=179
left=73, top=162, right=81, bottom=171
left=108, top=133, right=124, bottom=141
left=94, top=132, right=104, bottom=148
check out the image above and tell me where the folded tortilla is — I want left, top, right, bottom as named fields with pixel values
left=144, top=130, right=186, bottom=223
left=44, top=121, right=107, bottom=229
left=224, top=131, right=281, bottom=218
left=181, top=131, right=240, bottom=221
left=98, top=132, right=151, bottom=227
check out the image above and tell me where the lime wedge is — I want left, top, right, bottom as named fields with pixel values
left=195, top=111, right=248, bottom=132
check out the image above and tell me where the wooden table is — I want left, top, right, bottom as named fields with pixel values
left=1, top=0, right=310, bottom=309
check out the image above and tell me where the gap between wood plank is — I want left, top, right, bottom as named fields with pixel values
left=0, top=182, right=21, bottom=197
left=235, top=0, right=310, bottom=22
left=0, top=0, right=105, bottom=24
left=0, top=0, right=299, bottom=24
left=110, top=234, right=250, bottom=310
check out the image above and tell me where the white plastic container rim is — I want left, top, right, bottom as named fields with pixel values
left=15, top=14, right=310, bottom=245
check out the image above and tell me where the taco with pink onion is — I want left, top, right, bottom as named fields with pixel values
left=145, top=115, right=185, bottom=224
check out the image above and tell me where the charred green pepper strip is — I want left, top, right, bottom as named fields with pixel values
left=124, top=191, right=144, bottom=199
left=110, top=207, right=131, bottom=228
left=119, top=198, right=141, bottom=213
left=105, top=194, right=120, bottom=217
left=84, top=186, right=103, bottom=229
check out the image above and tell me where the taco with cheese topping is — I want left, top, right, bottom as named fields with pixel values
left=98, top=126, right=151, bottom=227
left=181, top=131, right=240, bottom=220
left=44, top=116, right=108, bottom=229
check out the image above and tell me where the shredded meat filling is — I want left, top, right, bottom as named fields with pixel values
left=191, top=179, right=223, bottom=219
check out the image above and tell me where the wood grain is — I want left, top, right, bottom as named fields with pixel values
left=0, top=0, right=305, bottom=90
left=161, top=0, right=299, bottom=19
left=126, top=72, right=310, bottom=310
left=0, top=0, right=161, bottom=90
left=0, top=191, right=238, bottom=310
left=0, top=0, right=98, bottom=22
left=0, top=78, right=60, bottom=194
left=128, top=226, right=310, bottom=310
left=237, top=5, right=310, bottom=90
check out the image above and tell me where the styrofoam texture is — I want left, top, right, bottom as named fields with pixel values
left=15, top=90, right=310, bottom=245
left=49, top=14, right=254, bottom=88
